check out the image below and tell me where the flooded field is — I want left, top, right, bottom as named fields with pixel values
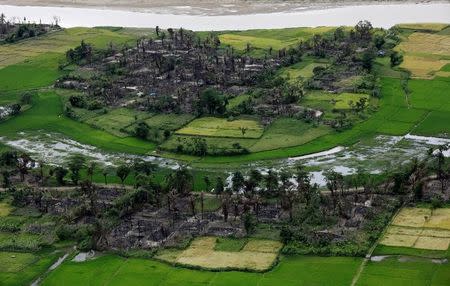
left=1, top=131, right=447, bottom=186
left=0, top=131, right=180, bottom=169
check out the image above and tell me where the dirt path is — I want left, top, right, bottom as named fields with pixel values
left=350, top=203, right=404, bottom=286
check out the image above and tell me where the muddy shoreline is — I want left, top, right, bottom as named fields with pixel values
left=2, top=0, right=447, bottom=15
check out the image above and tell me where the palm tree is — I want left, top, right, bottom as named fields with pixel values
left=102, top=166, right=113, bottom=185
left=160, top=32, right=166, bottom=46
left=220, top=189, right=232, bottom=222
left=116, top=164, right=131, bottom=187
left=200, top=191, right=204, bottom=219
left=215, top=176, right=224, bottom=197
left=264, top=170, right=279, bottom=198
left=165, top=167, right=193, bottom=196
left=17, top=153, right=32, bottom=182
left=67, top=154, right=86, bottom=186
left=324, top=170, right=343, bottom=211
left=203, top=175, right=211, bottom=192
left=87, top=161, right=97, bottom=183
left=188, top=193, right=196, bottom=216
left=432, top=145, right=448, bottom=192
left=232, top=171, right=245, bottom=193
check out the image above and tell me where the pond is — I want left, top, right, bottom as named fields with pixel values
left=0, top=3, right=449, bottom=30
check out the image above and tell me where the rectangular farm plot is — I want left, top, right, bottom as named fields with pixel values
left=303, top=91, right=369, bottom=111
left=170, top=237, right=282, bottom=271
left=85, top=108, right=151, bottom=137
left=396, top=32, right=450, bottom=78
left=176, top=117, right=264, bottom=139
left=391, top=207, right=431, bottom=228
left=414, top=236, right=450, bottom=251
left=397, top=32, right=450, bottom=56
left=400, top=55, right=449, bottom=78
left=0, top=251, right=37, bottom=272
left=380, top=207, right=450, bottom=251
left=143, top=113, right=195, bottom=131
left=380, top=233, right=418, bottom=248
left=426, top=208, right=450, bottom=230
left=248, top=118, right=331, bottom=152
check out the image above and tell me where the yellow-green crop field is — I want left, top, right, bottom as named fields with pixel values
left=0, top=28, right=136, bottom=69
left=157, top=236, right=282, bottom=271
left=176, top=117, right=264, bottom=139
left=0, top=203, right=12, bottom=217
left=396, top=23, right=449, bottom=32
left=380, top=208, right=450, bottom=251
left=396, top=32, right=450, bottom=78
left=218, top=26, right=334, bottom=53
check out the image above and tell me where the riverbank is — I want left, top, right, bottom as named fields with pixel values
left=1, top=0, right=443, bottom=16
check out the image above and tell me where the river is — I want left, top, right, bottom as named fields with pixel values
left=0, top=3, right=449, bottom=30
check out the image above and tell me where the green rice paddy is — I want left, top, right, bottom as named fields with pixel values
left=356, top=257, right=450, bottom=286
left=176, top=117, right=264, bottom=139
left=41, top=255, right=362, bottom=286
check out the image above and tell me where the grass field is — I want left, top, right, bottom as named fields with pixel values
left=41, top=254, right=361, bottom=286
left=85, top=108, right=152, bottom=137
left=0, top=202, right=68, bottom=286
left=249, top=118, right=331, bottom=152
left=379, top=207, right=450, bottom=251
left=0, top=27, right=156, bottom=154
left=0, top=250, right=61, bottom=286
left=356, top=256, right=450, bottom=286
left=214, top=237, right=248, bottom=252
left=0, top=203, right=12, bottom=217
left=0, top=91, right=155, bottom=154
left=373, top=244, right=449, bottom=259
left=142, top=114, right=195, bottom=131
left=303, top=91, right=370, bottom=111
left=0, top=27, right=138, bottom=69
left=278, top=60, right=328, bottom=81
left=218, top=27, right=334, bottom=57
left=227, top=94, right=251, bottom=110
left=0, top=251, right=37, bottom=273
left=176, top=117, right=264, bottom=139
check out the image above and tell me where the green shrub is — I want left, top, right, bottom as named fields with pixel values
left=0, top=216, right=27, bottom=232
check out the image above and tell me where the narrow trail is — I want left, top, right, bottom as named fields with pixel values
left=350, top=204, right=404, bottom=286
